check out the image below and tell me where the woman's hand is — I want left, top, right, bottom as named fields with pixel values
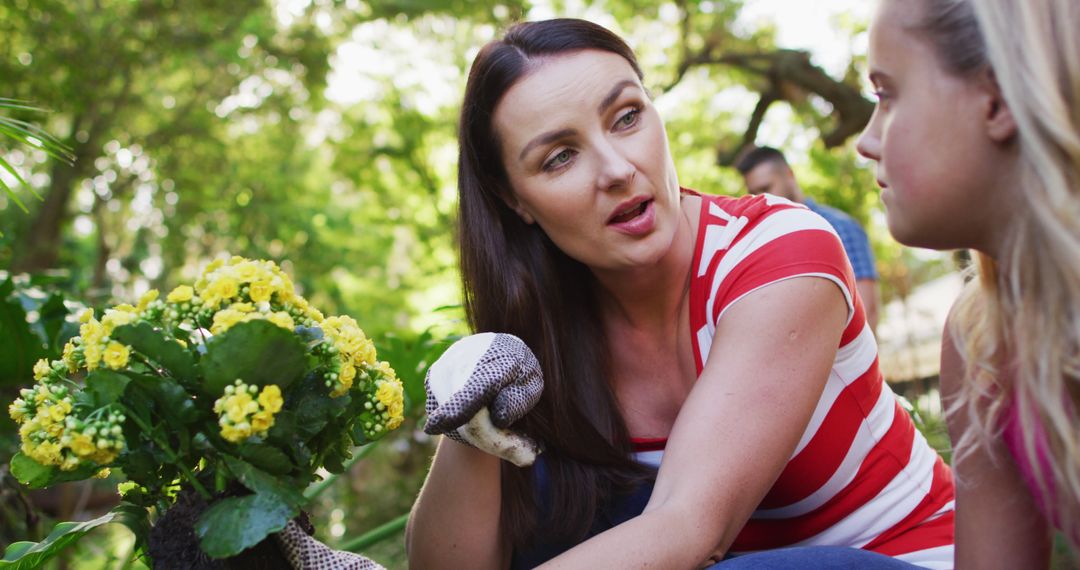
left=424, top=332, right=544, bottom=466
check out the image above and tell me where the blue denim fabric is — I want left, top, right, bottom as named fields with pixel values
left=511, top=459, right=923, bottom=569
left=709, top=546, right=922, bottom=569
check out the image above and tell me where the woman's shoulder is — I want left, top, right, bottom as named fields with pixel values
left=692, top=191, right=818, bottom=227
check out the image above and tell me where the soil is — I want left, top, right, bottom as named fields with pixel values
left=147, top=488, right=308, bottom=570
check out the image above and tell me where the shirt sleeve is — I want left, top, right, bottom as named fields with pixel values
left=700, top=205, right=857, bottom=329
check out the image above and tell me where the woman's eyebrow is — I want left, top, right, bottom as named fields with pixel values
left=597, top=79, right=639, bottom=115
left=517, top=79, right=641, bottom=163
left=519, top=128, right=577, bottom=162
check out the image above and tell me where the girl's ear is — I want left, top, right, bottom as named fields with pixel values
left=981, top=69, right=1017, bottom=143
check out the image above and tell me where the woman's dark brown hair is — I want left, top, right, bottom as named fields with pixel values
left=457, top=18, right=653, bottom=549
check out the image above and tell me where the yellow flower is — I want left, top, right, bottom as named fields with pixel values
left=31, top=441, right=63, bottom=466
left=205, top=276, right=239, bottom=306
left=250, top=410, right=274, bottom=432
left=93, top=468, right=111, bottom=479
left=79, top=308, right=94, bottom=323
left=102, top=309, right=137, bottom=333
left=248, top=280, right=273, bottom=303
left=62, top=341, right=79, bottom=372
left=210, top=309, right=246, bottom=335
left=48, top=401, right=71, bottom=423
left=33, top=359, right=51, bottom=380
left=69, top=433, right=97, bottom=457
left=205, top=258, right=225, bottom=273
left=268, top=312, right=294, bottom=331
left=376, top=380, right=404, bottom=419
left=221, top=423, right=251, bottom=443
left=80, top=320, right=104, bottom=346
left=338, top=362, right=356, bottom=390
left=8, top=400, right=26, bottom=423
left=229, top=302, right=255, bottom=313
left=166, top=285, right=194, bottom=303
left=137, top=289, right=159, bottom=311
left=103, top=342, right=130, bottom=370
left=257, top=385, right=283, bottom=414
left=226, top=393, right=253, bottom=423
left=232, top=261, right=258, bottom=282
left=84, top=342, right=103, bottom=371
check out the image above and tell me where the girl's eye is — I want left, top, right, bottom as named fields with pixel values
left=543, top=149, right=575, bottom=171
left=615, top=108, right=640, bottom=129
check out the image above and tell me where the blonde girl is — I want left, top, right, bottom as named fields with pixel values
left=857, top=0, right=1080, bottom=566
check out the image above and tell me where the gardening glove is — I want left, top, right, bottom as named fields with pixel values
left=423, top=332, right=543, bottom=467
left=275, top=520, right=385, bottom=570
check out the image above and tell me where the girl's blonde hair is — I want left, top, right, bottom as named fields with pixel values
left=920, top=0, right=1080, bottom=547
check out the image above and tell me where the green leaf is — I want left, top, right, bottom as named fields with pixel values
left=111, top=322, right=199, bottom=382
left=126, top=374, right=199, bottom=426
left=223, top=456, right=304, bottom=509
left=290, top=375, right=347, bottom=440
left=0, top=511, right=115, bottom=568
left=195, top=493, right=296, bottom=559
left=236, top=443, right=294, bottom=476
left=0, top=279, right=47, bottom=388
left=111, top=502, right=151, bottom=554
left=201, top=320, right=307, bottom=397
left=9, top=453, right=100, bottom=489
left=86, top=370, right=132, bottom=407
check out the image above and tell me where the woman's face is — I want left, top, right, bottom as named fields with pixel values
left=856, top=0, right=1017, bottom=252
left=493, top=49, right=682, bottom=273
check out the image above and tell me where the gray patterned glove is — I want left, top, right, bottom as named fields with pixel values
left=274, top=520, right=385, bottom=570
left=423, top=333, right=543, bottom=466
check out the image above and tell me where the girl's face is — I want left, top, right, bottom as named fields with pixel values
left=493, top=49, right=682, bottom=273
left=856, top=0, right=1018, bottom=253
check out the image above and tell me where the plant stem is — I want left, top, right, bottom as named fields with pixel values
left=338, top=512, right=409, bottom=553
left=118, top=404, right=211, bottom=499
left=302, top=442, right=378, bottom=500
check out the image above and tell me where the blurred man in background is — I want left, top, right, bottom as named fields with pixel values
left=736, top=146, right=880, bottom=332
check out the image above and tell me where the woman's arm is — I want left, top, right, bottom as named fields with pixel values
left=406, top=437, right=508, bottom=570
left=940, top=315, right=1051, bottom=569
left=540, top=276, right=847, bottom=568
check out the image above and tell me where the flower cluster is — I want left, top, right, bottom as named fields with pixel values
left=9, top=255, right=406, bottom=480
left=9, top=379, right=124, bottom=472
left=213, top=381, right=284, bottom=443
left=355, top=361, right=405, bottom=439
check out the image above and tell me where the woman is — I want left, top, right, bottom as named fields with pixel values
left=857, top=0, right=1080, bottom=566
left=409, top=18, right=954, bottom=569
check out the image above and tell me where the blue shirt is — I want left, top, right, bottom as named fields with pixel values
left=803, top=198, right=878, bottom=280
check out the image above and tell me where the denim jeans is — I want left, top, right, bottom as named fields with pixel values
left=709, top=546, right=923, bottom=569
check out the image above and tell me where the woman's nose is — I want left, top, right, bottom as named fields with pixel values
left=595, top=142, right=636, bottom=191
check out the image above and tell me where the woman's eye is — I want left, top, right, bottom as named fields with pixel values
left=544, top=149, right=574, bottom=171
left=616, top=108, right=640, bottom=129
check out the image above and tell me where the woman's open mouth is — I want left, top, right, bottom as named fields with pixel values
left=608, top=199, right=651, bottom=224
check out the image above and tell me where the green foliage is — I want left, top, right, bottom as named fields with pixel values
left=0, top=510, right=115, bottom=569
left=7, top=259, right=409, bottom=562
left=200, top=320, right=307, bottom=395
left=194, top=492, right=295, bottom=558
left=0, top=98, right=73, bottom=220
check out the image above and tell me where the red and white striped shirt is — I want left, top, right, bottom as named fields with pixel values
left=633, top=193, right=955, bottom=569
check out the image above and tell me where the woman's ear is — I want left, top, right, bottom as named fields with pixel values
left=502, top=195, right=535, bottom=225
left=514, top=205, right=536, bottom=225
left=980, top=69, right=1017, bottom=143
